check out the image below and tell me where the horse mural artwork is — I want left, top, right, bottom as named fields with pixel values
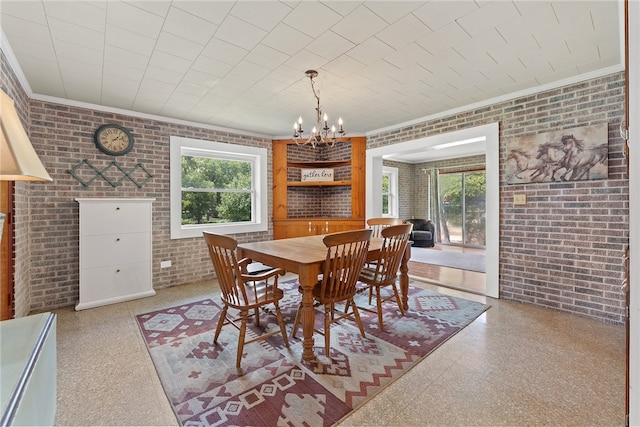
left=506, top=123, right=608, bottom=184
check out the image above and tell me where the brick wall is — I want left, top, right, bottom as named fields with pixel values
left=369, top=72, right=628, bottom=324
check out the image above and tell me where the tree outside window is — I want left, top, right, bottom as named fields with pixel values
left=170, top=136, right=268, bottom=239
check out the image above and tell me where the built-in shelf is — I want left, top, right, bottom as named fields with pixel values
left=287, top=160, right=351, bottom=168
left=286, top=180, right=351, bottom=187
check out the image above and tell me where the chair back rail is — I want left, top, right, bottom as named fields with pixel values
left=367, top=217, right=404, bottom=238
left=319, top=229, right=372, bottom=303
left=370, top=223, right=413, bottom=286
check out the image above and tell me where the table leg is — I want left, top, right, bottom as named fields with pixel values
left=298, top=270, right=317, bottom=361
left=399, top=243, right=411, bottom=311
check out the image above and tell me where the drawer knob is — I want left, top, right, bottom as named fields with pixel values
left=116, top=269, right=120, bottom=273
left=116, top=207, right=120, bottom=211
left=116, top=238, right=120, bottom=242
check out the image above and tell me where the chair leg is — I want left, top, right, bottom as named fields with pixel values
left=376, top=286, right=384, bottom=331
left=349, top=298, right=367, bottom=338
left=391, top=283, right=406, bottom=316
left=324, top=305, right=331, bottom=357
left=254, top=307, right=260, bottom=327
left=214, top=305, right=228, bottom=344
left=291, top=303, right=302, bottom=338
left=236, top=310, right=248, bottom=368
left=274, top=302, right=290, bottom=347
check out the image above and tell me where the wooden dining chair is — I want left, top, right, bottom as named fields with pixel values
left=203, top=232, right=290, bottom=368
left=367, top=217, right=404, bottom=238
left=356, top=223, right=413, bottom=331
left=292, top=228, right=373, bottom=357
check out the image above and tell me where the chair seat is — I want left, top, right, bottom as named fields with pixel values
left=225, top=284, right=284, bottom=308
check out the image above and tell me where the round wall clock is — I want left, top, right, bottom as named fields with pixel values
left=94, top=124, right=134, bottom=156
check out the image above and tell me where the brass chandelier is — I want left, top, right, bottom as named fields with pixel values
left=292, top=70, right=346, bottom=148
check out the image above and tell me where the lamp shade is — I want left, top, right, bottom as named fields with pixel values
left=0, top=89, right=52, bottom=181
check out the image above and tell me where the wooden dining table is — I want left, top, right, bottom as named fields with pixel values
left=237, top=233, right=411, bottom=361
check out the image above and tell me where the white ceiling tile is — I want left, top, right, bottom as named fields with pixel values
left=261, top=23, right=313, bottom=56
left=53, top=39, right=103, bottom=66
left=452, top=29, right=506, bottom=61
left=42, top=1, right=105, bottom=32
left=105, top=24, right=156, bottom=56
left=106, top=1, right=164, bottom=38
left=283, top=2, right=342, bottom=39
left=306, top=31, right=355, bottom=61
left=12, top=56, right=65, bottom=96
left=214, top=15, right=267, bottom=51
left=103, top=61, right=145, bottom=82
left=383, top=43, right=430, bottom=70
left=5, top=37, right=57, bottom=63
left=456, top=2, right=520, bottom=38
left=244, top=44, right=290, bottom=70
left=284, top=50, right=329, bottom=76
left=0, top=0, right=48, bottom=25
left=496, top=3, right=556, bottom=42
left=322, top=54, right=366, bottom=78
left=191, top=55, right=234, bottom=78
left=412, top=1, right=478, bottom=31
left=148, top=50, right=192, bottom=74
left=0, top=15, right=51, bottom=43
left=375, top=14, right=431, bottom=50
left=181, top=69, right=220, bottom=90
left=200, top=38, right=248, bottom=66
left=345, top=37, right=395, bottom=65
left=155, top=31, right=204, bottom=61
left=48, top=17, right=104, bottom=51
left=230, top=1, right=292, bottom=32
left=174, top=80, right=210, bottom=97
left=171, top=1, right=234, bottom=25
left=138, top=78, right=175, bottom=96
left=416, top=22, right=471, bottom=55
left=231, top=60, right=272, bottom=82
left=124, top=0, right=171, bottom=18
left=363, top=1, right=421, bottom=24
left=101, top=76, right=139, bottom=102
left=104, top=45, right=150, bottom=71
left=143, top=66, right=183, bottom=85
left=321, top=1, right=361, bottom=17
left=331, top=5, right=388, bottom=45
left=162, top=6, right=218, bottom=45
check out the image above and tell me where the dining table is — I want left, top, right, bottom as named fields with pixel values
left=237, top=233, right=411, bottom=361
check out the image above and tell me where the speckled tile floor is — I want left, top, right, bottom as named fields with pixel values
left=52, top=276, right=626, bottom=426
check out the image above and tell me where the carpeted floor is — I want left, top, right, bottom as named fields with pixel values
left=410, top=247, right=486, bottom=273
left=136, top=279, right=488, bottom=427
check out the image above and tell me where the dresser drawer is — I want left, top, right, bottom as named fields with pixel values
left=78, top=262, right=152, bottom=307
left=79, top=200, right=151, bottom=235
left=81, top=232, right=150, bottom=269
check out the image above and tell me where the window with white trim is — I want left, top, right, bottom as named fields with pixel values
left=382, top=166, right=398, bottom=217
left=170, top=136, right=268, bottom=239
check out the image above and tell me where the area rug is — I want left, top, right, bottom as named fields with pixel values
left=410, top=247, right=486, bottom=273
left=136, top=280, right=489, bottom=426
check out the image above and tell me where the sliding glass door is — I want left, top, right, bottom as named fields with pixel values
left=437, top=170, right=486, bottom=247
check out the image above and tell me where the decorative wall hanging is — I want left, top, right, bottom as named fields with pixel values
left=68, top=159, right=153, bottom=188
left=505, top=122, right=608, bottom=184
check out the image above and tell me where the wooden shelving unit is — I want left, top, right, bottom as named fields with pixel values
left=272, top=137, right=366, bottom=239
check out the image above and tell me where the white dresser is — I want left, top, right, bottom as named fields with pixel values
left=75, top=198, right=155, bottom=310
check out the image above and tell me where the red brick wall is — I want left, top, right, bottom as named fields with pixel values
left=369, top=72, right=628, bottom=324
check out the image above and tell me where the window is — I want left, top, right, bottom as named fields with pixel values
left=170, top=136, right=268, bottom=239
left=382, top=166, right=398, bottom=217
left=437, top=169, right=486, bottom=246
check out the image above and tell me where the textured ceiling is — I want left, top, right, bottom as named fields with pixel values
left=0, top=0, right=623, bottom=139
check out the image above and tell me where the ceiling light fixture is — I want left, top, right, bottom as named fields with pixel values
left=431, top=136, right=486, bottom=150
left=292, top=70, right=346, bottom=148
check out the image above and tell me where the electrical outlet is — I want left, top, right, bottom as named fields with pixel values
left=160, top=260, right=172, bottom=268
left=514, top=194, right=527, bottom=205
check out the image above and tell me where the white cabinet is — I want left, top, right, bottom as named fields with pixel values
left=75, top=198, right=155, bottom=310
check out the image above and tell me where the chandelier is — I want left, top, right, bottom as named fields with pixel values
left=292, top=70, right=346, bottom=148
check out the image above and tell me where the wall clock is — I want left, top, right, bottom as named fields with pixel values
left=94, top=124, right=134, bottom=156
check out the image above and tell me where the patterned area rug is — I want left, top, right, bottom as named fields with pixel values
left=136, top=280, right=489, bottom=426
